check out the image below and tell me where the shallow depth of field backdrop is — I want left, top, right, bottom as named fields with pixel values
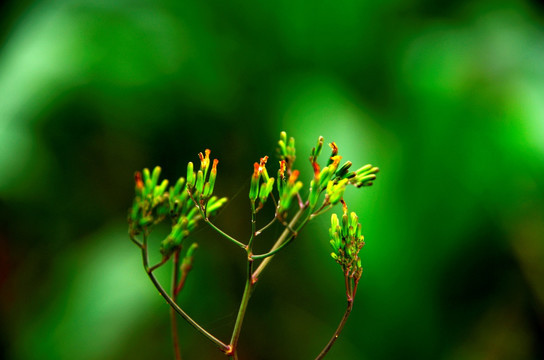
left=1, top=0, right=544, bottom=359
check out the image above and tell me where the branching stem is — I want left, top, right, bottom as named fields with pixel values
left=252, top=204, right=307, bottom=281
left=228, top=205, right=257, bottom=357
left=187, top=190, right=247, bottom=250
left=141, top=232, right=229, bottom=353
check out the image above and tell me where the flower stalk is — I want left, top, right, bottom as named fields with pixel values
left=127, top=131, right=379, bottom=359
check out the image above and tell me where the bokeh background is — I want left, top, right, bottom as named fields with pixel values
left=1, top=0, right=544, bottom=359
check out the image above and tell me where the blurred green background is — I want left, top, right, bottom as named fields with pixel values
left=1, top=0, right=544, bottom=359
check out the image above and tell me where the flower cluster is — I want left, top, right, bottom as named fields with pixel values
left=329, top=205, right=365, bottom=279
left=128, top=150, right=227, bottom=258
left=308, top=138, right=380, bottom=211
left=249, top=156, right=275, bottom=209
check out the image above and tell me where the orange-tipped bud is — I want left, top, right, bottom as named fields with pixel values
left=250, top=162, right=261, bottom=201
left=198, top=149, right=211, bottom=175
left=288, top=170, right=300, bottom=185
left=279, top=160, right=286, bottom=180
left=134, top=171, right=144, bottom=190
left=259, top=156, right=270, bottom=182
left=211, top=158, right=218, bottom=174
left=259, top=156, right=268, bottom=169
left=329, top=155, right=342, bottom=173
left=312, top=161, right=321, bottom=179
left=252, top=162, right=261, bottom=178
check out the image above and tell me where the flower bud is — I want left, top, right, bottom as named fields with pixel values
left=198, top=149, right=211, bottom=179
left=318, top=166, right=333, bottom=188
left=186, top=162, right=195, bottom=189
left=309, top=179, right=320, bottom=209
left=172, top=177, right=185, bottom=198
left=313, top=136, right=324, bottom=159
left=249, top=162, right=260, bottom=201
left=206, top=159, right=219, bottom=196
left=335, top=161, right=353, bottom=179
left=151, top=166, right=161, bottom=189
left=327, top=142, right=339, bottom=165
left=207, top=196, right=227, bottom=215
left=153, top=179, right=169, bottom=198
left=196, top=170, right=204, bottom=194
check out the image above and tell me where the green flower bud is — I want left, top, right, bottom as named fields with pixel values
left=203, top=182, right=211, bottom=198
left=356, top=223, right=362, bottom=239
left=309, top=180, right=320, bottom=209
left=354, top=174, right=377, bottom=187
left=154, top=179, right=169, bottom=198
left=287, top=136, right=295, bottom=156
left=318, top=166, right=332, bottom=189
left=172, top=177, right=185, bottom=198
left=355, top=164, right=372, bottom=175
left=130, top=202, right=141, bottom=222
left=349, top=212, right=358, bottom=229
left=207, top=196, right=227, bottom=215
left=311, top=136, right=324, bottom=160
left=143, top=168, right=151, bottom=185
left=151, top=166, right=161, bottom=189
left=196, top=170, right=204, bottom=194
left=328, top=179, right=348, bottom=205
left=336, top=161, right=353, bottom=179
left=259, top=177, right=275, bottom=204
left=249, top=162, right=260, bottom=202
left=342, top=212, right=349, bottom=238
left=187, top=162, right=195, bottom=189
left=160, top=236, right=175, bottom=258
left=331, top=213, right=339, bottom=230
left=182, top=242, right=198, bottom=270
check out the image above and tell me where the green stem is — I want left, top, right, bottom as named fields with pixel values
left=141, top=233, right=229, bottom=353
left=204, top=217, right=247, bottom=250
left=247, top=202, right=257, bottom=248
left=251, top=236, right=296, bottom=260
left=129, top=232, right=143, bottom=248
left=187, top=190, right=247, bottom=250
left=229, top=255, right=254, bottom=356
left=310, top=202, right=332, bottom=220
left=228, top=205, right=257, bottom=356
left=255, top=216, right=276, bottom=236
left=171, top=250, right=182, bottom=360
left=149, top=256, right=169, bottom=273
left=252, top=205, right=307, bottom=281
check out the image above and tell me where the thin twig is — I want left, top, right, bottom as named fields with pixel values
left=129, top=232, right=143, bottom=248
left=141, top=233, right=229, bottom=353
left=149, top=257, right=169, bottom=273
left=255, top=216, right=277, bottom=236
left=187, top=190, right=247, bottom=250
left=171, top=249, right=182, bottom=360
left=252, top=205, right=307, bottom=281
left=314, top=299, right=354, bottom=360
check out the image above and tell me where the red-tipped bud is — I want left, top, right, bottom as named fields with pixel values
left=134, top=171, right=144, bottom=191
left=250, top=162, right=261, bottom=201
left=330, top=142, right=338, bottom=156
left=211, top=158, right=218, bottom=174
left=252, top=162, right=261, bottom=179
left=288, top=170, right=299, bottom=185
left=312, top=161, right=321, bottom=179
left=260, top=156, right=270, bottom=182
